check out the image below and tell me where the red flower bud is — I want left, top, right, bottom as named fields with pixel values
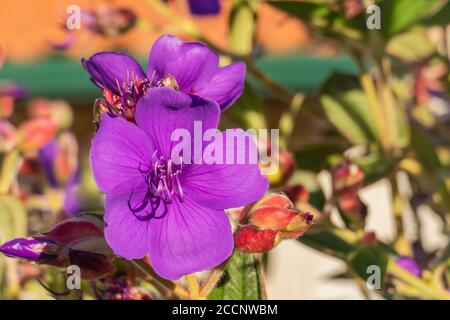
left=249, top=206, right=298, bottom=231
left=17, top=118, right=58, bottom=153
left=248, top=193, right=314, bottom=239
left=0, top=96, right=14, bottom=118
left=234, top=225, right=281, bottom=253
left=28, top=99, right=73, bottom=130
left=284, top=184, right=310, bottom=204
left=331, top=160, right=364, bottom=192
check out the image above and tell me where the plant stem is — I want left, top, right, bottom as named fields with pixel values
left=199, top=267, right=224, bottom=299
left=132, top=259, right=190, bottom=299
left=0, top=149, right=21, bottom=194
left=388, top=260, right=450, bottom=300
left=186, top=274, right=201, bottom=300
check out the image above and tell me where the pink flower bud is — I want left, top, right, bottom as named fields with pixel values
left=17, top=118, right=58, bottom=153
left=234, top=225, right=281, bottom=254
left=28, top=99, right=73, bottom=130
left=254, top=192, right=294, bottom=209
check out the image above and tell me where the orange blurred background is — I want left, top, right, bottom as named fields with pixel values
left=0, top=0, right=309, bottom=62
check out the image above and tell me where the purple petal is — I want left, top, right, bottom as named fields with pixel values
left=135, top=88, right=219, bottom=159
left=146, top=35, right=219, bottom=94
left=103, top=180, right=155, bottom=260
left=188, top=0, right=221, bottom=15
left=396, top=256, right=421, bottom=277
left=148, top=196, right=233, bottom=280
left=38, top=140, right=58, bottom=187
left=90, top=114, right=155, bottom=193
left=82, top=52, right=145, bottom=95
left=63, top=183, right=82, bottom=216
left=195, top=62, right=246, bottom=110
left=183, top=130, right=268, bottom=210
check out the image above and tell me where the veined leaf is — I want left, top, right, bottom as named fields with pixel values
left=208, top=250, right=265, bottom=300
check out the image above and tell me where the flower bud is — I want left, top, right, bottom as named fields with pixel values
left=0, top=214, right=114, bottom=280
left=234, top=225, right=281, bottom=254
left=284, top=184, right=309, bottom=204
left=331, top=160, right=364, bottom=192
left=28, top=99, right=73, bottom=130
left=17, top=118, right=58, bottom=153
left=0, top=237, right=59, bottom=262
left=39, top=132, right=79, bottom=187
left=254, top=192, right=293, bottom=209
left=331, top=160, right=366, bottom=218
left=0, top=96, right=13, bottom=118
left=248, top=193, right=314, bottom=239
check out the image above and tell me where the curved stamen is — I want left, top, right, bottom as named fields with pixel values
left=129, top=156, right=184, bottom=219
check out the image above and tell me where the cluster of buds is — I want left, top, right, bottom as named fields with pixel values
left=234, top=193, right=313, bottom=253
left=1, top=98, right=74, bottom=155
left=330, top=159, right=366, bottom=220
left=0, top=213, right=114, bottom=280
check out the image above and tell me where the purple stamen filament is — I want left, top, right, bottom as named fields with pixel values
left=128, top=152, right=183, bottom=220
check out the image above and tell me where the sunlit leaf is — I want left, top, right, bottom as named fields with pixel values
left=208, top=250, right=265, bottom=300
left=320, top=73, right=377, bottom=146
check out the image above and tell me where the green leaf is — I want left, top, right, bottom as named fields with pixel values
left=387, top=27, right=436, bottom=62
left=299, top=230, right=357, bottom=260
left=223, top=81, right=266, bottom=130
left=267, top=0, right=365, bottom=41
left=0, top=194, right=27, bottom=243
left=208, top=251, right=265, bottom=300
left=320, top=73, right=377, bottom=146
left=353, top=153, right=397, bottom=186
left=0, top=195, right=28, bottom=299
left=380, top=0, right=443, bottom=37
left=349, top=245, right=388, bottom=284
left=229, top=0, right=257, bottom=56
left=423, top=1, right=450, bottom=26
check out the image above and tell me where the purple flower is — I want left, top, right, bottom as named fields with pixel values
left=82, top=34, right=245, bottom=116
left=188, top=0, right=221, bottom=15
left=396, top=256, right=421, bottom=277
left=90, top=88, right=268, bottom=279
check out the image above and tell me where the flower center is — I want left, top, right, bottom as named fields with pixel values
left=156, top=74, right=179, bottom=91
left=127, top=152, right=183, bottom=221
left=147, top=153, right=184, bottom=204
